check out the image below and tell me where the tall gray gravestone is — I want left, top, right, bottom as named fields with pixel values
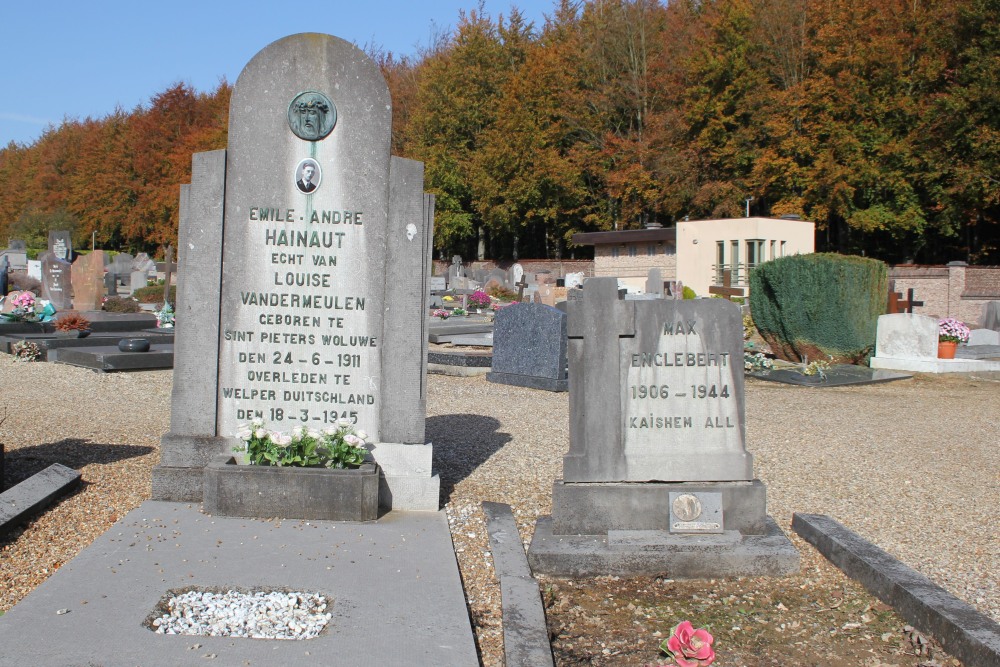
left=528, top=278, right=798, bottom=577
left=153, top=33, right=438, bottom=511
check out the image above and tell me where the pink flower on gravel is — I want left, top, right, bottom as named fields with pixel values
left=662, top=621, right=715, bottom=667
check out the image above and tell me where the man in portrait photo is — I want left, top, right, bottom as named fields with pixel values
left=296, top=161, right=319, bottom=193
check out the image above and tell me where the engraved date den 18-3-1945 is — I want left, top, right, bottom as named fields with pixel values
left=625, top=318, right=735, bottom=432
left=220, top=202, right=375, bottom=427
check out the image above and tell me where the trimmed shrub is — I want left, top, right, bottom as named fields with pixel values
left=749, top=253, right=887, bottom=364
left=103, top=296, right=142, bottom=313
left=682, top=286, right=697, bottom=300
left=132, top=284, right=177, bottom=306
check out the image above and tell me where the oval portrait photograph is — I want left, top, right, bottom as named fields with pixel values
left=295, top=158, right=322, bottom=194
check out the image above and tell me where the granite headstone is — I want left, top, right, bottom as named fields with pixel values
left=39, top=251, right=73, bottom=310
left=0, top=254, right=8, bottom=296
left=486, top=303, right=568, bottom=392
left=873, top=313, right=938, bottom=360
left=70, top=250, right=106, bottom=310
left=48, top=230, right=72, bottom=262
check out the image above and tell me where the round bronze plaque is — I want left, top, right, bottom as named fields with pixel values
left=287, top=91, right=337, bottom=141
left=671, top=494, right=702, bottom=522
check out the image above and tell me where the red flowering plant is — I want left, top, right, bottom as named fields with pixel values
left=660, top=620, right=715, bottom=666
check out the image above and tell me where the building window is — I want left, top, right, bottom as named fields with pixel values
left=647, top=245, right=656, bottom=256
left=628, top=245, right=637, bottom=257
left=730, top=240, right=740, bottom=282
left=769, top=240, right=776, bottom=260
left=746, top=239, right=764, bottom=272
left=780, top=240, right=787, bottom=256
left=611, top=246, right=620, bottom=258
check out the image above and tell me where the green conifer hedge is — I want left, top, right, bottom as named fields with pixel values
left=748, top=253, right=888, bottom=364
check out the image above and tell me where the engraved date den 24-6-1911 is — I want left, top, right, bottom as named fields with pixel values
left=220, top=202, right=375, bottom=426
left=626, top=318, right=736, bottom=431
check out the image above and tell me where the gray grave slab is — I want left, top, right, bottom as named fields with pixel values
left=793, top=513, right=1000, bottom=667
left=487, top=303, right=567, bottom=392
left=49, top=343, right=173, bottom=371
left=750, top=364, right=912, bottom=387
left=957, top=344, right=1000, bottom=360
left=427, top=322, right=493, bottom=341
left=437, top=333, right=493, bottom=346
left=0, top=331, right=174, bottom=359
left=482, top=502, right=555, bottom=667
left=0, top=463, right=80, bottom=534
left=0, top=501, right=478, bottom=667
left=967, top=328, right=1000, bottom=346
left=427, top=349, right=492, bottom=368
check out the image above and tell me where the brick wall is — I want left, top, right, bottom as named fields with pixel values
left=889, top=264, right=1000, bottom=326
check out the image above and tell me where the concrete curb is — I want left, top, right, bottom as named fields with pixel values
left=792, top=513, right=1000, bottom=667
left=0, top=463, right=80, bottom=535
left=483, top=501, right=554, bottom=667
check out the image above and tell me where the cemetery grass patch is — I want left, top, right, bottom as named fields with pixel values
left=539, top=563, right=960, bottom=666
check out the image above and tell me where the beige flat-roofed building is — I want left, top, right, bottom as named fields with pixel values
left=573, top=217, right=815, bottom=296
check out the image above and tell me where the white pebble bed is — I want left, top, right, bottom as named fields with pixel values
left=151, top=590, right=331, bottom=639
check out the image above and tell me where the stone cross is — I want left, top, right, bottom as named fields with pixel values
left=162, top=244, right=174, bottom=305
left=515, top=275, right=529, bottom=302
left=708, top=269, right=744, bottom=301
left=887, top=282, right=923, bottom=314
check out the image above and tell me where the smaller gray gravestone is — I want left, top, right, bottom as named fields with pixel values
left=8, top=240, right=26, bottom=252
left=874, top=314, right=938, bottom=359
left=131, top=252, right=156, bottom=275
left=112, top=252, right=134, bottom=283
left=129, top=271, right=149, bottom=294
left=487, top=303, right=568, bottom=392
left=26, top=260, right=41, bottom=281
left=511, top=263, right=524, bottom=287
left=487, top=268, right=508, bottom=288
left=565, top=272, right=584, bottom=289
left=646, top=268, right=664, bottom=297
left=527, top=277, right=798, bottom=578
left=984, top=301, right=1000, bottom=332
left=429, top=276, right=446, bottom=292
left=48, top=230, right=72, bottom=262
left=39, top=251, right=73, bottom=310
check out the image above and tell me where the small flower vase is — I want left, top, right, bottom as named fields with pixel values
left=938, top=341, right=958, bottom=359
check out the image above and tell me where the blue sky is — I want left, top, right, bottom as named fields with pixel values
left=1, top=0, right=556, bottom=147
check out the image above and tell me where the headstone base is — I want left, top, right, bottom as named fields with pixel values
left=527, top=515, right=799, bottom=578
left=369, top=442, right=440, bottom=511
left=153, top=433, right=232, bottom=502
left=486, top=371, right=568, bottom=392
left=550, top=479, right=769, bottom=535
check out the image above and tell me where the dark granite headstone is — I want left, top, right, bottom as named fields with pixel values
left=0, top=254, right=8, bottom=296
left=39, top=251, right=73, bottom=310
left=486, top=303, right=567, bottom=392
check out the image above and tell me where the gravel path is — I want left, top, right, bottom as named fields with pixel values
left=1, top=357, right=997, bottom=666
